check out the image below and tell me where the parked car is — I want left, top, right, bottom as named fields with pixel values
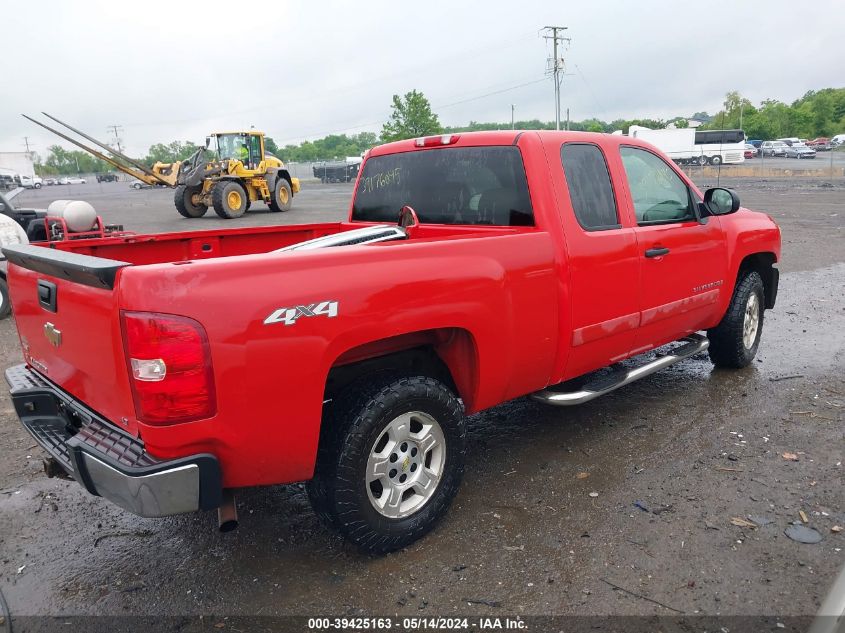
left=747, top=139, right=763, bottom=149
left=807, top=138, right=832, bottom=151
left=96, top=173, right=119, bottom=183
left=131, top=181, right=153, bottom=189
left=761, top=140, right=788, bottom=156
left=44, top=178, right=57, bottom=186
left=2, top=131, right=782, bottom=554
left=20, top=175, right=43, bottom=189
left=831, top=134, right=845, bottom=146
left=744, top=144, right=758, bottom=159
left=784, top=143, right=816, bottom=159
left=64, top=176, right=87, bottom=184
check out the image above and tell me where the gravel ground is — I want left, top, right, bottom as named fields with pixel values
left=0, top=176, right=843, bottom=625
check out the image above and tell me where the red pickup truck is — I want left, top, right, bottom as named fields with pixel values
left=3, top=131, right=780, bottom=554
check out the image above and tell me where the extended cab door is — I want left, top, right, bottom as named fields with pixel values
left=617, top=145, right=728, bottom=352
left=551, top=140, right=641, bottom=379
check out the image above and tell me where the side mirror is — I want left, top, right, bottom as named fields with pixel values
left=703, top=187, right=740, bottom=215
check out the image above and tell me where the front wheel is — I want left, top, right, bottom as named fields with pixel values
left=174, top=184, right=208, bottom=218
left=307, top=376, right=466, bottom=555
left=707, top=271, right=765, bottom=368
left=212, top=181, right=248, bottom=219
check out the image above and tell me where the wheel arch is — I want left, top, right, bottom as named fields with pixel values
left=738, top=251, right=778, bottom=309
left=323, top=327, right=480, bottom=411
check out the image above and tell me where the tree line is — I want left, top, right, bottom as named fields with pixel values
left=34, top=87, right=845, bottom=174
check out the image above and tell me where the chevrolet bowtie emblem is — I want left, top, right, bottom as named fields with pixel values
left=43, top=322, right=62, bottom=348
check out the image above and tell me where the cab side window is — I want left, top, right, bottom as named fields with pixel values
left=560, top=143, right=619, bottom=231
left=620, top=146, right=694, bottom=224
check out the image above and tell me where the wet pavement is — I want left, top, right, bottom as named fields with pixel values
left=0, top=177, right=843, bottom=619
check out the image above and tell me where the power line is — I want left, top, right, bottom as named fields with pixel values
left=107, top=124, right=124, bottom=153
left=542, top=26, right=571, bottom=130
left=273, top=76, right=548, bottom=143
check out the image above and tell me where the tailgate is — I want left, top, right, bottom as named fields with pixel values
left=3, top=244, right=140, bottom=435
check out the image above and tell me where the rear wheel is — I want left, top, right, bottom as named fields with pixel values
left=268, top=178, right=293, bottom=212
left=212, top=181, right=248, bottom=219
left=0, top=278, right=10, bottom=319
left=174, top=185, right=208, bottom=218
left=307, top=375, right=466, bottom=555
left=697, top=155, right=708, bottom=166
left=707, top=270, right=765, bottom=368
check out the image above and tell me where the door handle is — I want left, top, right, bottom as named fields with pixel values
left=645, top=247, right=670, bottom=258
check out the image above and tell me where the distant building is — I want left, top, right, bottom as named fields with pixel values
left=0, top=152, right=36, bottom=178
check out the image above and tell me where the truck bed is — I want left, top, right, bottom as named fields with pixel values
left=44, top=222, right=523, bottom=266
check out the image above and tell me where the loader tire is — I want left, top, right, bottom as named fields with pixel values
left=212, top=181, right=248, bottom=219
left=268, top=178, right=293, bottom=212
left=174, top=185, right=208, bottom=218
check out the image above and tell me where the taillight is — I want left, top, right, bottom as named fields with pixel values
left=414, top=134, right=460, bottom=147
left=121, top=311, right=216, bottom=425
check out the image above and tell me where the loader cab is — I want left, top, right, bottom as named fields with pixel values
left=212, top=132, right=265, bottom=171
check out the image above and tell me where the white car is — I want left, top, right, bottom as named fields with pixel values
left=64, top=177, right=87, bottom=184
left=20, top=175, right=43, bottom=189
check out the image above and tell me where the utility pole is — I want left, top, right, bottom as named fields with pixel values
left=107, top=124, right=124, bottom=153
left=542, top=25, right=570, bottom=130
left=23, top=136, right=32, bottom=153
left=23, top=137, right=36, bottom=177
left=511, top=104, right=515, bottom=130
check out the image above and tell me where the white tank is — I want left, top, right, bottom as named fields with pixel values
left=46, top=199, right=97, bottom=232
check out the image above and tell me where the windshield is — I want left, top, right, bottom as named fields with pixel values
left=351, top=146, right=534, bottom=226
left=216, top=134, right=248, bottom=160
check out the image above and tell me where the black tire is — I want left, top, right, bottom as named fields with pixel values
left=212, top=181, right=248, bottom=219
left=174, top=185, right=208, bottom=218
left=133, top=182, right=142, bottom=189
left=697, top=155, right=708, bottom=166
left=307, top=375, right=466, bottom=555
left=268, top=178, right=293, bottom=212
left=707, top=270, right=765, bottom=368
left=709, top=155, right=723, bottom=166
left=0, top=278, right=10, bottom=319
left=34, top=183, right=42, bottom=189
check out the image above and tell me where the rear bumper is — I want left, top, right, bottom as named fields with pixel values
left=5, top=364, right=222, bottom=517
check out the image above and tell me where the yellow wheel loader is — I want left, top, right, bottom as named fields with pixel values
left=23, top=114, right=300, bottom=220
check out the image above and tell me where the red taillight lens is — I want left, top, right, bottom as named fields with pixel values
left=414, top=134, right=460, bottom=147
left=121, top=311, right=217, bottom=425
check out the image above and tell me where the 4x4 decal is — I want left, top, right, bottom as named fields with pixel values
left=264, top=301, right=339, bottom=326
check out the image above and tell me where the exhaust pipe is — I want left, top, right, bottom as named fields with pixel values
left=217, top=489, right=238, bottom=532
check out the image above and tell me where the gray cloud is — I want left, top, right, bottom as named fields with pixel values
left=2, top=0, right=842, bottom=157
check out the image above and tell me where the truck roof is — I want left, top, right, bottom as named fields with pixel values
left=368, top=130, right=628, bottom=157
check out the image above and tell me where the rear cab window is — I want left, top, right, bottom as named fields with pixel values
left=351, top=146, right=534, bottom=226
left=560, top=143, right=620, bottom=231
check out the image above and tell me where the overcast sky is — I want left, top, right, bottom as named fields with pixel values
left=2, top=0, right=843, bottom=157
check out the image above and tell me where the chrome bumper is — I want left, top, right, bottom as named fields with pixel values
left=5, top=364, right=221, bottom=517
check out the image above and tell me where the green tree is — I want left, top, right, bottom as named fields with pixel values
left=264, top=136, right=279, bottom=155
left=381, top=90, right=442, bottom=142
left=145, top=141, right=200, bottom=164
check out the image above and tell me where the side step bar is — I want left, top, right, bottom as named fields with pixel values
left=532, top=333, right=709, bottom=406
